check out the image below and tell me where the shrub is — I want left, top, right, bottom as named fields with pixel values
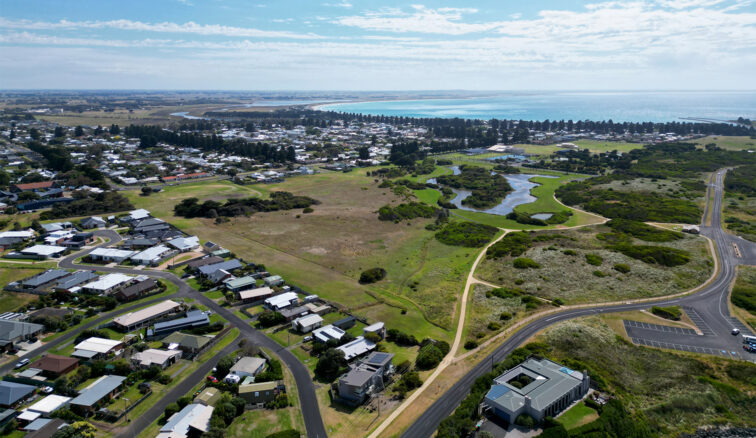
left=732, top=281, right=756, bottom=315
left=464, top=340, right=478, bottom=349
left=257, top=311, right=286, bottom=328
left=416, top=343, right=444, bottom=370
left=486, top=232, right=532, bottom=258
left=552, top=298, right=565, bottom=306
left=487, top=322, right=501, bottom=330
left=500, top=312, right=513, bottom=320
left=435, top=221, right=498, bottom=247
left=514, top=413, right=536, bottom=428
left=378, top=202, right=437, bottom=221
left=651, top=306, right=681, bottom=321
left=607, top=219, right=684, bottom=242
left=394, top=371, right=423, bottom=395
left=513, top=257, right=540, bottom=269
left=585, top=253, right=603, bottom=266
left=386, top=328, right=419, bottom=346
left=302, top=207, right=314, bottom=213
left=359, top=267, right=387, bottom=284
left=612, top=244, right=690, bottom=266
left=314, top=349, right=348, bottom=382
left=593, top=270, right=606, bottom=277
left=265, top=431, right=301, bottom=438
left=563, top=249, right=577, bottom=256
left=613, top=263, right=631, bottom=273
left=489, top=287, right=524, bottom=299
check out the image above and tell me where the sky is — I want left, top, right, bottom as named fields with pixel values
left=0, top=0, right=755, bottom=90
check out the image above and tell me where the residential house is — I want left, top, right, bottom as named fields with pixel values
left=80, top=273, right=132, bottom=294
left=112, top=300, right=181, bottom=331
left=161, top=332, right=210, bottom=356
left=263, top=275, right=284, bottom=287
left=333, top=316, right=357, bottom=330
left=238, top=287, right=273, bottom=303
left=26, top=395, right=71, bottom=417
left=53, top=271, right=97, bottom=293
left=337, top=336, right=376, bottom=361
left=29, top=354, right=79, bottom=378
left=207, top=269, right=232, bottom=285
left=72, top=337, right=124, bottom=360
left=197, top=259, right=243, bottom=278
left=19, top=245, right=67, bottom=260
left=263, top=292, right=298, bottom=311
left=483, top=358, right=591, bottom=424
left=80, top=216, right=106, bottom=229
left=224, top=276, right=256, bottom=293
left=120, top=237, right=159, bottom=250
left=291, top=314, right=323, bottom=333
left=0, top=381, right=36, bottom=407
left=363, top=322, right=386, bottom=340
left=61, top=232, right=94, bottom=249
left=167, top=236, right=200, bottom=253
left=185, top=256, right=223, bottom=270
left=238, top=381, right=284, bottom=406
left=69, top=375, right=127, bottom=414
left=229, top=357, right=266, bottom=378
left=279, top=305, right=310, bottom=322
left=338, top=352, right=394, bottom=405
left=158, top=403, right=213, bottom=438
left=193, top=387, right=221, bottom=406
left=149, top=310, right=210, bottom=337
left=0, top=230, right=34, bottom=249
left=130, top=245, right=173, bottom=266
left=87, top=248, right=135, bottom=263
left=115, top=278, right=158, bottom=301
left=0, top=319, right=44, bottom=352
left=121, top=209, right=151, bottom=223
left=20, top=269, right=70, bottom=291
left=131, top=349, right=182, bottom=369
left=11, top=181, right=56, bottom=193
left=312, top=325, right=346, bottom=344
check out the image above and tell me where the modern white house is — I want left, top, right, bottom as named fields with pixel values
left=81, top=273, right=132, bottom=294
left=130, top=245, right=174, bottom=266
left=88, top=248, right=136, bottom=263
left=291, top=314, right=323, bottom=333
left=263, top=292, right=298, bottom=311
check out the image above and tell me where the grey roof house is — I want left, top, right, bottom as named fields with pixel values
left=0, top=319, right=44, bottom=351
left=338, top=352, right=394, bottom=405
left=483, top=358, right=590, bottom=424
left=69, top=375, right=126, bottom=413
left=0, top=381, right=36, bottom=407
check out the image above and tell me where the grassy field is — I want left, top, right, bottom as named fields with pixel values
left=475, top=226, right=713, bottom=304
left=558, top=401, right=599, bottom=430
left=692, top=135, right=756, bottom=151
left=127, top=171, right=456, bottom=339
left=34, top=104, right=227, bottom=127
left=437, top=140, right=642, bottom=160
left=538, top=317, right=756, bottom=436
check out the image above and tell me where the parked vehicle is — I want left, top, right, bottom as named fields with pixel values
left=41, top=386, right=54, bottom=394
left=742, top=334, right=756, bottom=344
left=14, top=358, right=29, bottom=368
left=732, top=328, right=740, bottom=335
left=207, top=376, right=218, bottom=383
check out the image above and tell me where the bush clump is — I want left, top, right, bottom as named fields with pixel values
left=612, top=244, right=690, bottom=266
left=463, top=340, right=478, bottom=349
left=585, top=253, right=603, bottom=266
left=359, top=267, right=387, bottom=284
left=613, top=263, right=631, bottom=273
left=513, top=257, right=541, bottom=269
left=435, top=221, right=498, bottom=247
left=378, top=202, right=437, bottom=221
left=607, top=219, right=684, bottom=242
left=486, top=231, right=532, bottom=258
left=651, top=305, right=682, bottom=321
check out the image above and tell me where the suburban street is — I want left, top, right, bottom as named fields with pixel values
left=55, top=230, right=328, bottom=438
left=402, top=169, right=756, bottom=438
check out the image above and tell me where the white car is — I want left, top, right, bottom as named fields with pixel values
left=732, top=328, right=741, bottom=335
left=14, top=358, right=29, bottom=369
left=41, top=386, right=54, bottom=394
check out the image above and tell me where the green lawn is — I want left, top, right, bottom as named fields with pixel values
left=558, top=401, right=599, bottom=430
left=692, top=135, right=756, bottom=151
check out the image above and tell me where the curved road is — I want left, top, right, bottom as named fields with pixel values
left=401, top=169, right=756, bottom=438
left=56, top=230, right=327, bottom=438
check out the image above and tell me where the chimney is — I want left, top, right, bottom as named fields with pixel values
left=524, top=396, right=532, bottom=409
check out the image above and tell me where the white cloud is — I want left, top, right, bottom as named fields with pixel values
left=335, top=5, right=502, bottom=35
left=0, top=17, right=322, bottom=39
left=323, top=1, right=353, bottom=8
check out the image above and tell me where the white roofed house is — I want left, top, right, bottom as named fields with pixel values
left=121, top=209, right=151, bottom=223
left=88, top=247, right=135, bottom=263
left=131, top=349, right=182, bottom=369
left=158, top=403, right=213, bottom=438
left=81, top=273, right=132, bottom=294
left=130, top=245, right=174, bottom=266
left=229, top=357, right=266, bottom=378
left=0, top=230, right=34, bottom=249
left=72, top=337, right=124, bottom=360
left=292, top=314, right=323, bottom=333
left=112, top=300, right=182, bottom=331
left=18, top=244, right=67, bottom=259
left=263, top=292, right=299, bottom=311
left=167, top=236, right=200, bottom=252
left=336, top=336, right=376, bottom=361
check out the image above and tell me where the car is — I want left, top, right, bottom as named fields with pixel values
left=14, top=358, right=29, bottom=369
left=41, top=386, right=53, bottom=394
left=732, top=328, right=741, bottom=335
left=303, top=336, right=313, bottom=342
left=207, top=376, right=218, bottom=383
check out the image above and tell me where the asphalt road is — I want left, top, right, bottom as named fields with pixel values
left=56, top=230, right=327, bottom=438
left=402, top=169, right=756, bottom=438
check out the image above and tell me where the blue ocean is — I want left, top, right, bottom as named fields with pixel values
left=318, top=91, right=756, bottom=123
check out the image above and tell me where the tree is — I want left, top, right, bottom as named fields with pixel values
left=141, top=186, right=153, bottom=196
left=52, top=421, right=97, bottom=438
left=74, top=126, right=84, bottom=137
left=54, top=126, right=65, bottom=137
left=30, top=128, right=40, bottom=140
left=415, top=343, right=444, bottom=370
left=94, top=125, right=104, bottom=135
left=109, top=124, right=120, bottom=135
left=215, top=354, right=235, bottom=378
left=314, top=348, right=347, bottom=381
left=177, top=395, right=192, bottom=409
left=358, top=147, right=370, bottom=160
left=164, top=402, right=179, bottom=419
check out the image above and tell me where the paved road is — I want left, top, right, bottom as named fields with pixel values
left=57, top=230, right=327, bottom=438
left=402, top=169, right=756, bottom=438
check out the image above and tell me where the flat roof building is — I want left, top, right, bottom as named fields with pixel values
left=292, top=314, right=323, bottom=333
left=238, top=381, right=283, bottom=406
left=88, top=248, right=135, bottom=263
left=313, top=324, right=346, bottom=344
left=483, top=358, right=590, bottom=424
left=130, top=245, right=172, bottom=266
left=150, top=310, right=210, bottom=337
left=26, top=395, right=71, bottom=417
left=20, top=245, right=67, bottom=259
